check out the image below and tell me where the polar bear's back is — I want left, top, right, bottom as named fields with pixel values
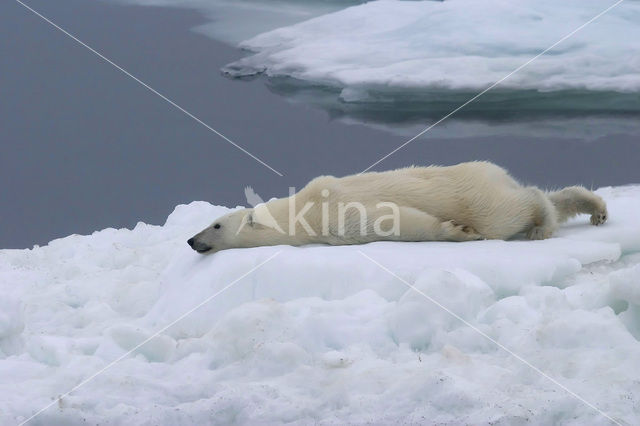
left=311, top=161, right=520, bottom=205
left=304, top=161, right=538, bottom=239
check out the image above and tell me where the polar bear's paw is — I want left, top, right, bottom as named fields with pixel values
left=441, top=220, right=482, bottom=242
left=590, top=206, right=608, bottom=226
left=526, top=226, right=553, bottom=240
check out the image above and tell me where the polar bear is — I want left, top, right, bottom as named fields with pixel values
left=187, top=161, right=607, bottom=253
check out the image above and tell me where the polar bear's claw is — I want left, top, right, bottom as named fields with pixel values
left=590, top=208, right=608, bottom=226
left=527, top=226, right=552, bottom=240
left=442, top=220, right=482, bottom=242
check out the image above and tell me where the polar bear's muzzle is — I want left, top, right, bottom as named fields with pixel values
left=187, top=237, right=213, bottom=253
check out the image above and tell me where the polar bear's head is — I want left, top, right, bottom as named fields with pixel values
left=187, top=207, right=286, bottom=254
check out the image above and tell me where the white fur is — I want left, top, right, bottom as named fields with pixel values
left=189, top=161, right=608, bottom=253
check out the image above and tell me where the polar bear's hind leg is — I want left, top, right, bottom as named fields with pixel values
left=548, top=186, right=608, bottom=225
left=526, top=187, right=558, bottom=240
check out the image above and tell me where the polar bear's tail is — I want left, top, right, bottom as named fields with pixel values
left=547, top=186, right=608, bottom=225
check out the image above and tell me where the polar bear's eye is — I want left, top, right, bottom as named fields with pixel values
left=214, top=224, right=221, bottom=229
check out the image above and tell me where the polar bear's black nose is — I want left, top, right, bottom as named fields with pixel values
left=187, top=237, right=213, bottom=253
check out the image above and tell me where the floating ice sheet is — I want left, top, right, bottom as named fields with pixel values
left=227, top=0, right=640, bottom=93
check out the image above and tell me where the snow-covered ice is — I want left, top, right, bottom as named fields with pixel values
left=225, top=0, right=640, bottom=96
left=2, top=185, right=640, bottom=424
left=215, top=0, right=640, bottom=138
left=108, top=0, right=640, bottom=139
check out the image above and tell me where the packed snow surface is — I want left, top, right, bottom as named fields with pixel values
left=3, top=185, right=640, bottom=424
left=225, top=0, right=640, bottom=98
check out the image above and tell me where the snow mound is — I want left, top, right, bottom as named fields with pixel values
left=2, top=186, right=640, bottom=424
left=225, top=0, right=640, bottom=99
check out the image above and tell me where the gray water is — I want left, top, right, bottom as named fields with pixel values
left=1, top=0, right=639, bottom=249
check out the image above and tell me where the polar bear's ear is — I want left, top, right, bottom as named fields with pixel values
left=245, top=212, right=261, bottom=228
left=247, top=212, right=267, bottom=229
left=236, top=213, right=253, bottom=235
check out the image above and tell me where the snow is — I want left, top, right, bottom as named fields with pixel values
left=2, top=185, right=640, bottom=424
left=225, top=0, right=640, bottom=97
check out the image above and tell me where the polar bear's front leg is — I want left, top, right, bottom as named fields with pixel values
left=439, top=220, right=483, bottom=242
left=394, top=207, right=482, bottom=242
